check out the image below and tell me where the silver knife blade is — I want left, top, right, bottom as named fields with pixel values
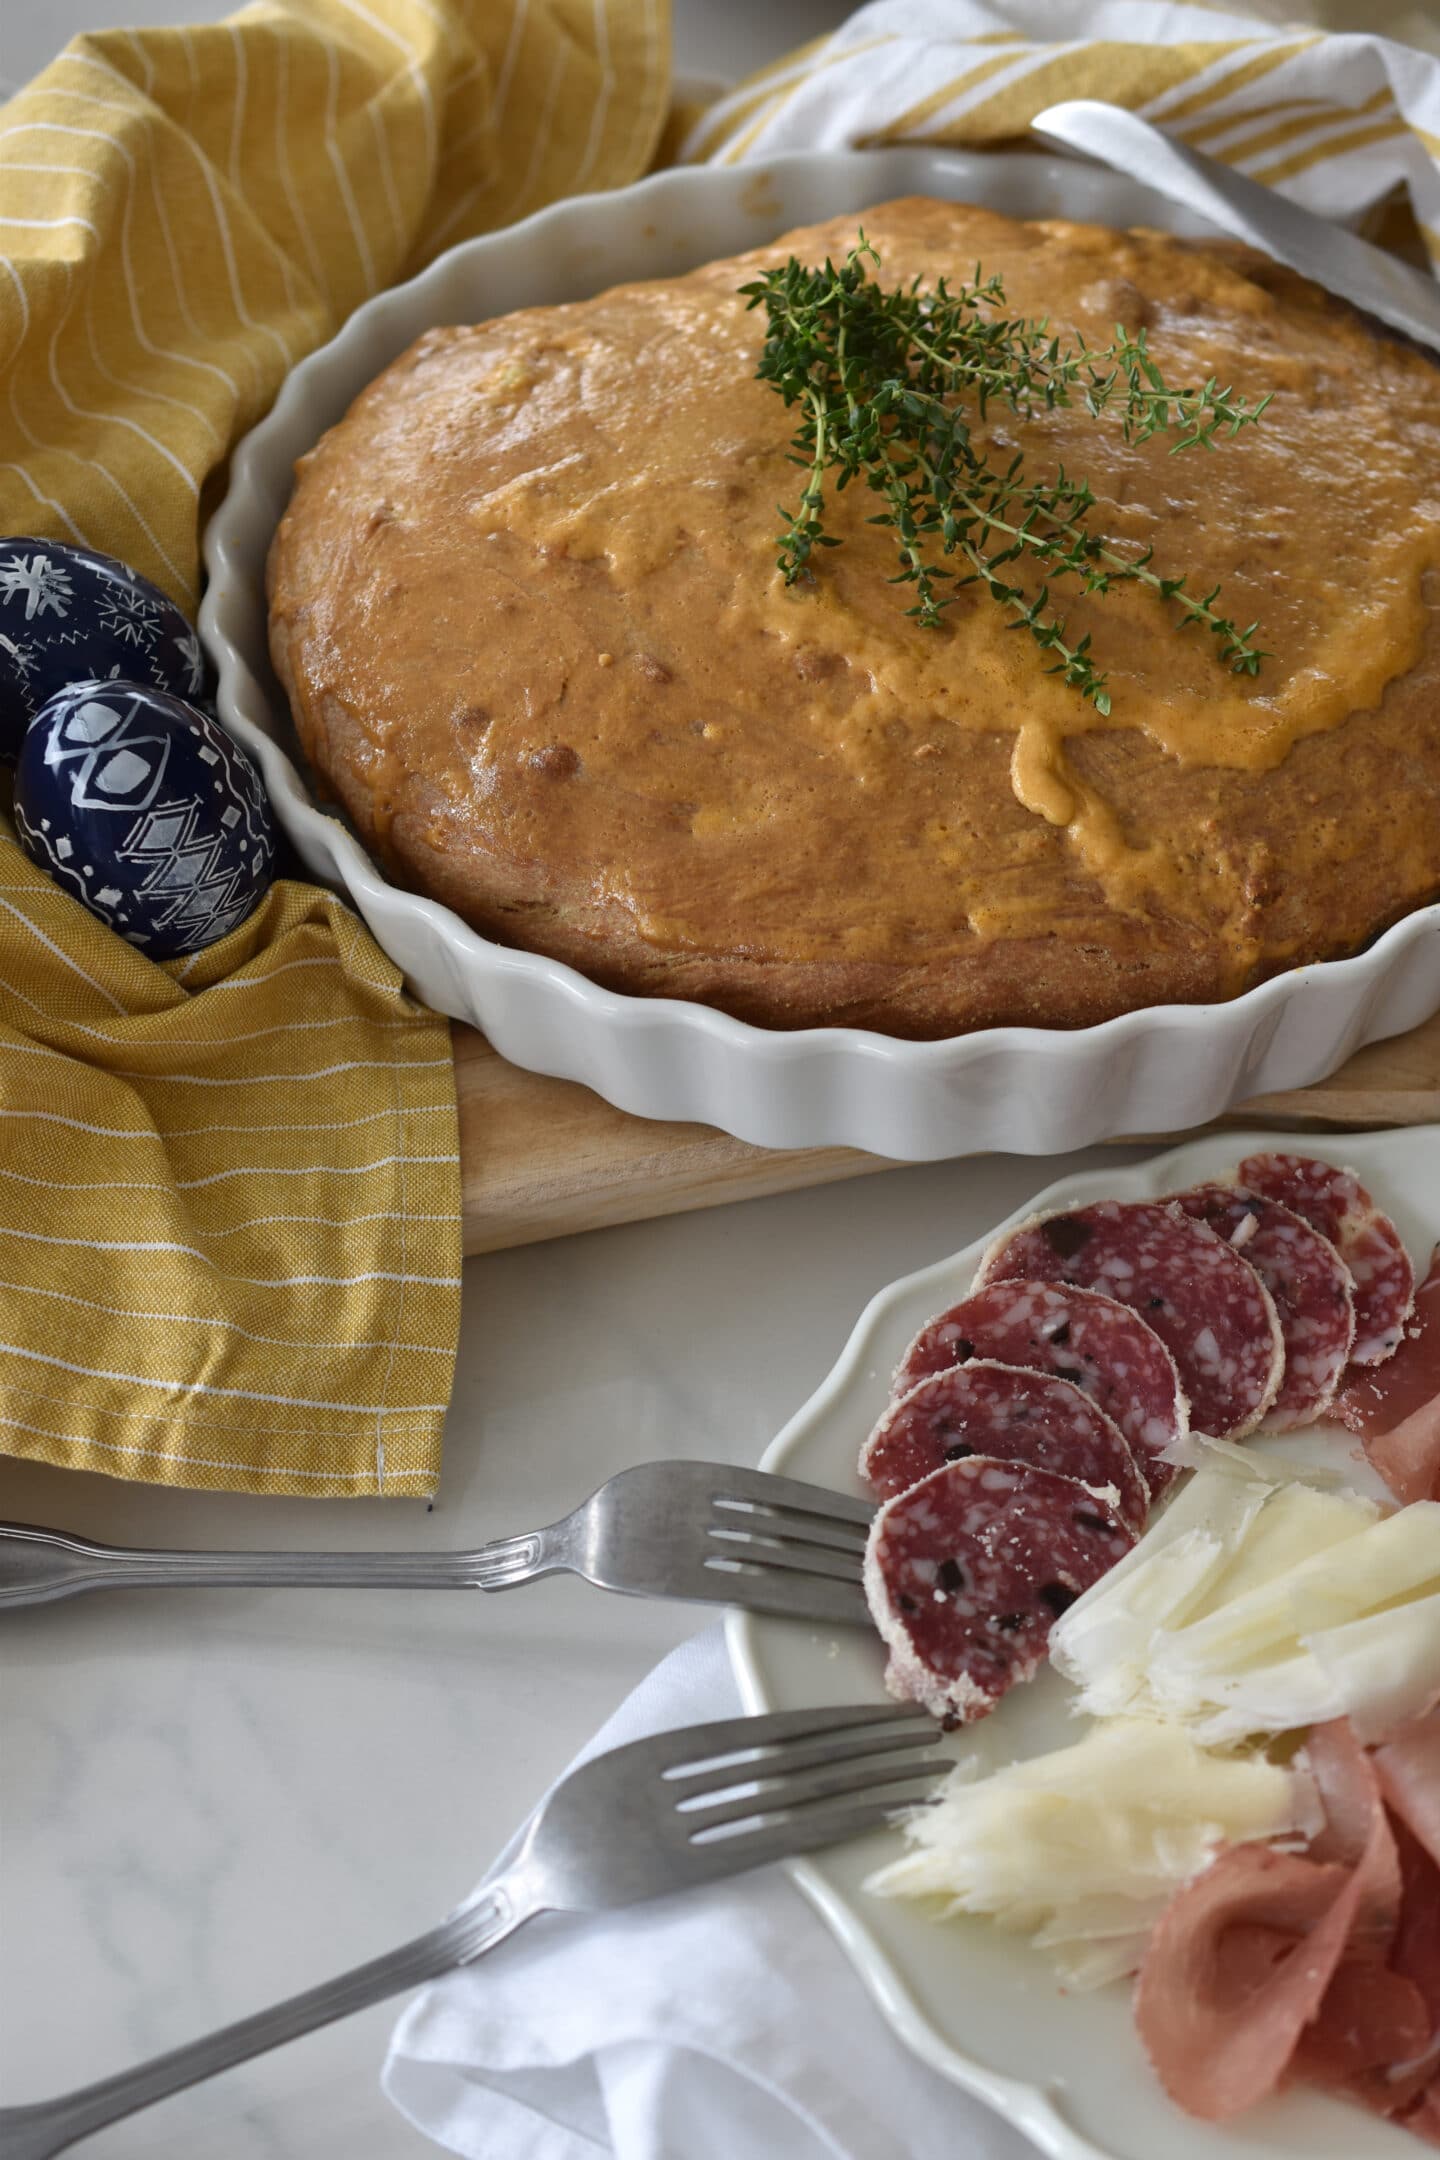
left=1031, top=97, right=1440, bottom=359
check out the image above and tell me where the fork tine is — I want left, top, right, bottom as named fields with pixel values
left=717, top=1792, right=936, bottom=1868
left=704, top=1536, right=862, bottom=1585
left=708, top=1466, right=876, bottom=1527
left=652, top=1700, right=932, bottom=1775
left=664, top=1717, right=942, bottom=1799
left=686, top=1751, right=950, bottom=1833
left=695, top=1571, right=872, bottom=1627
left=710, top=1500, right=870, bottom=1557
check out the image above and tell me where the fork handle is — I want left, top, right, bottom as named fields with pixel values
left=0, top=1522, right=557, bottom=1606
left=0, top=1880, right=536, bottom=2160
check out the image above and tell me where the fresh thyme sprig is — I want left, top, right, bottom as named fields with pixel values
left=741, top=236, right=1274, bottom=714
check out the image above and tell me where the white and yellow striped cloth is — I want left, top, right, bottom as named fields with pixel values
left=0, top=0, right=671, bottom=1495
left=0, top=0, right=671, bottom=611
left=0, top=862, right=462, bottom=1497
left=684, top=1, right=1440, bottom=268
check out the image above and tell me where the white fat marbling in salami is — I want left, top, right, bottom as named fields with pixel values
left=861, top=1360, right=1149, bottom=1529
left=864, top=1457, right=1136, bottom=1724
left=1235, top=1152, right=1414, bottom=1367
left=977, top=1199, right=1283, bottom=1440
left=1174, top=1183, right=1355, bottom=1431
left=891, top=1280, right=1187, bottom=1497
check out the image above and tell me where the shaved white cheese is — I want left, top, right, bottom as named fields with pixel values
left=1050, top=1461, right=1440, bottom=1746
left=866, top=1717, right=1313, bottom=1987
left=1202, top=1478, right=1380, bottom=1610
left=1032, top=1894, right=1172, bottom=1990
left=1161, top=1430, right=1364, bottom=1491
left=1043, top=1933, right=1160, bottom=1993
left=1308, top=1591, right=1440, bottom=1744
left=1162, top=1502, right=1435, bottom=1681
left=1054, top=1530, right=1227, bottom=1720
left=1148, top=1648, right=1351, bottom=1748
left=1048, top=1460, right=1277, bottom=1716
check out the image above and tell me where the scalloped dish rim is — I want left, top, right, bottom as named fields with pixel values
left=199, top=150, right=1440, bottom=1159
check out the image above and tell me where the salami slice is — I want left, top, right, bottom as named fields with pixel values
left=864, top=1457, right=1136, bottom=1725
left=891, top=1280, right=1187, bottom=1498
left=861, top=1360, right=1149, bottom=1529
left=1235, top=1153, right=1414, bottom=1367
left=977, top=1199, right=1283, bottom=1441
left=1174, top=1184, right=1356, bottom=1432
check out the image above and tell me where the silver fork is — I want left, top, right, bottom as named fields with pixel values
left=0, top=1701, right=947, bottom=2159
left=0, top=1460, right=873, bottom=1628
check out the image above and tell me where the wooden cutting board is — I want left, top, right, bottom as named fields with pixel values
left=455, top=1009, right=1440, bottom=1254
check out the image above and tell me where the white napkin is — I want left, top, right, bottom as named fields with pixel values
left=383, top=1626, right=1038, bottom=2160
left=681, top=0, right=1440, bottom=241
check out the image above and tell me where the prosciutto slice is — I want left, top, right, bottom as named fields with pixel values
left=1295, top=1958, right=1432, bottom=2091
left=1366, top=1401, right=1440, bottom=1511
left=1373, top=1715, right=1440, bottom=2102
left=1392, top=1822, right=1440, bottom=2034
left=1339, top=1247, right=1440, bottom=1504
left=1376, top=1713, right=1440, bottom=1875
left=1137, top=1715, right=1440, bottom=2140
left=1340, top=1249, right=1440, bottom=1438
left=1311, top=1720, right=1440, bottom=2125
left=1135, top=1723, right=1401, bottom=2121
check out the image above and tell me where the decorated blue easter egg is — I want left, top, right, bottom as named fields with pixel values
left=0, top=537, right=205, bottom=761
left=13, top=680, right=276, bottom=958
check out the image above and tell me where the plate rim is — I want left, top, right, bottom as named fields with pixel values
left=728, top=1124, right=1435, bottom=2160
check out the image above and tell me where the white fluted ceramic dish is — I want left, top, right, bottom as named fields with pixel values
left=729, top=1125, right=1429, bottom=2159
left=201, top=152, right=1440, bottom=1159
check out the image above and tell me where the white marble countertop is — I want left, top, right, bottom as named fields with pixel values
left=0, top=1111, right=1150, bottom=2156
left=2, top=1, right=1434, bottom=2153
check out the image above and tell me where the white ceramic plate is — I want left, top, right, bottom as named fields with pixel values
left=728, top=1125, right=1437, bottom=2159
left=202, top=152, right=1440, bottom=1160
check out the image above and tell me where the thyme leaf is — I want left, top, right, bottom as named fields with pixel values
left=741, top=235, right=1274, bottom=712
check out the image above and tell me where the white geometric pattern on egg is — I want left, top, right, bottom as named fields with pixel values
left=13, top=682, right=276, bottom=956
left=0, top=538, right=205, bottom=758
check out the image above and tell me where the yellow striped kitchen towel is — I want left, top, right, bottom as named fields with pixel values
left=0, top=853, right=460, bottom=1497
left=0, top=0, right=672, bottom=612
left=0, top=0, right=672, bottom=1495
left=684, top=1, right=1440, bottom=266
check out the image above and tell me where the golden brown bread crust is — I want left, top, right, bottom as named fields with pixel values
left=267, top=198, right=1440, bottom=1036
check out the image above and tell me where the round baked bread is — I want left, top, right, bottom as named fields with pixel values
left=267, top=197, right=1440, bottom=1036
